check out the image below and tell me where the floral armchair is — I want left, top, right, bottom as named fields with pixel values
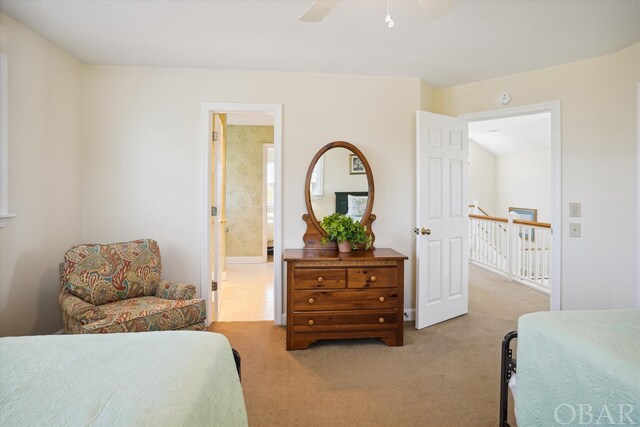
left=59, top=239, right=206, bottom=334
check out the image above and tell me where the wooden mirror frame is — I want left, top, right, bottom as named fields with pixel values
left=302, top=141, right=376, bottom=249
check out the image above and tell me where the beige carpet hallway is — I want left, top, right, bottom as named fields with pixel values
left=210, top=264, right=549, bottom=427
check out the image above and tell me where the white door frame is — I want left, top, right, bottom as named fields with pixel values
left=263, top=144, right=274, bottom=265
left=636, top=82, right=640, bottom=309
left=200, top=103, right=283, bottom=326
left=460, top=101, right=562, bottom=311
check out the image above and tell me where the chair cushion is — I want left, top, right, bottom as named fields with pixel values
left=81, top=296, right=206, bottom=333
left=61, top=239, right=162, bottom=305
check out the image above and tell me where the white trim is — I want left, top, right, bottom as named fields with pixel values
left=513, top=278, right=552, bottom=296
left=403, top=308, right=415, bottom=321
left=460, top=101, right=562, bottom=311
left=226, top=256, right=266, bottom=264
left=201, top=103, right=283, bottom=327
left=0, top=53, right=15, bottom=228
left=0, top=214, right=16, bottom=228
left=263, top=144, right=273, bottom=265
left=636, top=82, right=640, bottom=309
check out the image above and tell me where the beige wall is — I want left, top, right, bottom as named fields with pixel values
left=496, top=148, right=550, bottom=222
left=468, top=140, right=497, bottom=215
left=226, top=125, right=273, bottom=257
left=82, top=66, right=422, bottom=314
left=435, top=43, right=640, bottom=309
left=420, top=79, right=436, bottom=112
left=0, top=14, right=83, bottom=336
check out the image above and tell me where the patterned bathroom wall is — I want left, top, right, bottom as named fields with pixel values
left=226, top=125, right=274, bottom=257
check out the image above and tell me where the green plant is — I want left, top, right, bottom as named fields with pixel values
left=320, top=213, right=372, bottom=250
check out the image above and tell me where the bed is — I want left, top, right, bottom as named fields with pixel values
left=335, top=191, right=368, bottom=221
left=0, top=331, right=247, bottom=427
left=500, top=309, right=640, bottom=427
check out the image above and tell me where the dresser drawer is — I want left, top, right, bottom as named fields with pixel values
left=347, top=267, right=398, bottom=289
left=294, top=268, right=346, bottom=289
left=293, top=289, right=399, bottom=311
left=293, top=310, right=398, bottom=332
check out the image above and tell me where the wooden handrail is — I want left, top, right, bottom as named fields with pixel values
left=468, top=204, right=490, bottom=216
left=513, top=219, right=551, bottom=229
left=469, top=214, right=508, bottom=223
left=469, top=214, right=551, bottom=229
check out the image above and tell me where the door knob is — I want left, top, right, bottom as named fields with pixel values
left=421, top=227, right=431, bottom=235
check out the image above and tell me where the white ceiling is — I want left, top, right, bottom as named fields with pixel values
left=0, top=0, right=638, bottom=87
left=469, top=112, right=550, bottom=157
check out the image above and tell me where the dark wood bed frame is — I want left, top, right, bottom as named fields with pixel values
left=334, top=191, right=368, bottom=214
left=232, top=348, right=241, bottom=380
left=500, top=331, right=518, bottom=427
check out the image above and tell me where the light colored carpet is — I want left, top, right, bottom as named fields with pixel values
left=210, top=264, right=548, bottom=427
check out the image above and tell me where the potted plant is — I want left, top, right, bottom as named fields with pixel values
left=320, top=213, right=372, bottom=252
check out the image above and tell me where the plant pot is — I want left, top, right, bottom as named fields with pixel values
left=338, top=241, right=352, bottom=253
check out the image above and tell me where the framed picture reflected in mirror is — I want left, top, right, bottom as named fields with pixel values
left=349, top=154, right=365, bottom=175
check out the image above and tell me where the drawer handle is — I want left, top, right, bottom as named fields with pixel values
left=370, top=276, right=377, bottom=282
left=308, top=298, right=315, bottom=304
left=379, top=317, right=385, bottom=324
left=308, top=319, right=314, bottom=326
left=378, top=296, right=385, bottom=302
left=317, top=276, right=324, bottom=283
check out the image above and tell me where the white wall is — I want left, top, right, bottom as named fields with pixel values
left=0, top=14, right=83, bottom=336
left=468, top=140, right=496, bottom=215
left=82, top=66, right=423, bottom=316
left=496, top=147, right=550, bottom=222
left=436, top=43, right=640, bottom=310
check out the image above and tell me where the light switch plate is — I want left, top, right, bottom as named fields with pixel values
left=569, top=223, right=581, bottom=237
left=569, top=202, right=581, bottom=217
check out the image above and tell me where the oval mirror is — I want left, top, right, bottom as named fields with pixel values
left=303, top=141, right=375, bottom=249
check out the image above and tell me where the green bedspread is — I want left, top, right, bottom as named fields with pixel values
left=516, top=309, right=640, bottom=426
left=0, top=331, right=248, bottom=427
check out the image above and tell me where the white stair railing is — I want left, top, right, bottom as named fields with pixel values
left=469, top=204, right=551, bottom=294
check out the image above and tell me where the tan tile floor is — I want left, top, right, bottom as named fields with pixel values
left=216, top=262, right=274, bottom=321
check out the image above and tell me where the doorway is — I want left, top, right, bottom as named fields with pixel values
left=201, top=103, right=283, bottom=326
left=217, top=113, right=275, bottom=321
left=461, top=102, right=561, bottom=311
left=414, top=102, right=561, bottom=329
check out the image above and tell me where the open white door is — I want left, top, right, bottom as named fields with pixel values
left=211, top=114, right=224, bottom=321
left=416, top=111, right=469, bottom=329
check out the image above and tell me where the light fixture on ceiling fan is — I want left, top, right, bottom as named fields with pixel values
left=299, top=0, right=456, bottom=27
left=385, top=0, right=395, bottom=28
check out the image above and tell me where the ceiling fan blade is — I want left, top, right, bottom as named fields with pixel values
left=416, top=0, right=456, bottom=19
left=299, top=0, right=338, bottom=22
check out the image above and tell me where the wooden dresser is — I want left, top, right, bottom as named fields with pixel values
left=284, top=248, right=407, bottom=350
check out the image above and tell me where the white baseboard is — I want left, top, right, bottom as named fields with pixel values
left=513, top=279, right=551, bottom=296
left=226, top=256, right=266, bottom=264
left=403, top=308, right=415, bottom=321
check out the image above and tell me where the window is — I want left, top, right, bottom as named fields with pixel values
left=309, top=156, right=324, bottom=199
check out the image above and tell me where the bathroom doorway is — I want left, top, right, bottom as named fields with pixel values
left=201, top=103, right=283, bottom=325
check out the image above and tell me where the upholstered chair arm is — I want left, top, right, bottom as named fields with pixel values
left=155, top=280, right=197, bottom=300
left=59, top=292, right=106, bottom=325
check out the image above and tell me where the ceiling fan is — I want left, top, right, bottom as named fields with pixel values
left=299, top=0, right=456, bottom=25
